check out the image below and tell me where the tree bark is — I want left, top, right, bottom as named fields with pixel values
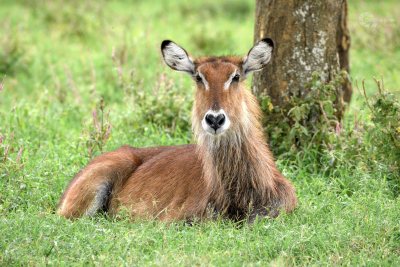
left=253, top=0, right=352, bottom=114
left=337, top=0, right=352, bottom=102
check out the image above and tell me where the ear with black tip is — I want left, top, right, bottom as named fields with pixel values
left=161, top=40, right=195, bottom=75
left=242, top=38, right=274, bottom=75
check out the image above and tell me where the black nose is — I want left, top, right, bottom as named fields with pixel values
left=205, top=113, right=226, bottom=131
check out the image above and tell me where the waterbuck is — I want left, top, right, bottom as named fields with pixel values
left=57, top=39, right=297, bottom=222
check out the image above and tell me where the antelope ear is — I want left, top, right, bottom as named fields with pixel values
left=242, top=38, right=274, bottom=75
left=161, top=40, right=195, bottom=75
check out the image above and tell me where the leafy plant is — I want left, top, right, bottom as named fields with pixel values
left=259, top=72, right=400, bottom=196
left=362, top=79, right=400, bottom=196
left=0, top=25, right=28, bottom=76
left=110, top=51, right=193, bottom=135
left=84, top=98, right=112, bottom=159
left=132, top=73, right=192, bottom=134
left=259, top=71, right=346, bottom=160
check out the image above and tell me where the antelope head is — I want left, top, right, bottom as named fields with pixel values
left=161, top=39, right=273, bottom=138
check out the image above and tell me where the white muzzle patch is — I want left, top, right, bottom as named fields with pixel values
left=201, top=109, right=231, bottom=135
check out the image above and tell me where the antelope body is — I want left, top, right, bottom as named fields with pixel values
left=58, top=39, right=297, bottom=222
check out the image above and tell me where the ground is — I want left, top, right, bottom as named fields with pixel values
left=0, top=0, right=399, bottom=265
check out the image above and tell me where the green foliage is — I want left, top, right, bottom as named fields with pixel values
left=83, top=98, right=112, bottom=159
left=27, top=0, right=105, bottom=41
left=109, top=52, right=193, bottom=135
left=260, top=71, right=346, bottom=158
left=363, top=80, right=400, bottom=196
left=0, top=132, right=26, bottom=213
left=179, top=0, right=251, bottom=21
left=190, top=30, right=235, bottom=55
left=129, top=73, right=193, bottom=135
left=0, top=25, right=28, bottom=76
left=260, top=73, right=400, bottom=197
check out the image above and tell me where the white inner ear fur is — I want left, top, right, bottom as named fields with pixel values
left=223, top=69, right=238, bottom=90
left=197, top=71, right=209, bottom=90
left=242, top=41, right=272, bottom=75
left=162, top=42, right=195, bottom=74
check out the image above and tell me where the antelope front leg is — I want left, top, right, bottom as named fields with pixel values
left=247, top=206, right=280, bottom=223
left=248, top=177, right=297, bottom=223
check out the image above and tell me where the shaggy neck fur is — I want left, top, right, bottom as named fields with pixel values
left=194, top=93, right=280, bottom=218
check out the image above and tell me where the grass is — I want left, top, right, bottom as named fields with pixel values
left=1, top=0, right=399, bottom=265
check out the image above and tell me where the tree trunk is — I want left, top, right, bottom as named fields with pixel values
left=253, top=0, right=352, bottom=114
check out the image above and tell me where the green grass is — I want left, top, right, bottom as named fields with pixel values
left=1, top=0, right=399, bottom=265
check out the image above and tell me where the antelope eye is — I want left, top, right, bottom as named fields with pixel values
left=195, top=74, right=202, bottom=83
left=232, top=73, right=240, bottom=82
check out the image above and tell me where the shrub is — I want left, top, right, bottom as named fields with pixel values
left=0, top=25, right=28, bottom=77
left=130, top=73, right=192, bottom=134
left=83, top=98, right=112, bottom=159
left=362, top=80, right=400, bottom=196
left=110, top=50, right=193, bottom=135
left=259, top=71, right=346, bottom=160
left=259, top=72, right=400, bottom=196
